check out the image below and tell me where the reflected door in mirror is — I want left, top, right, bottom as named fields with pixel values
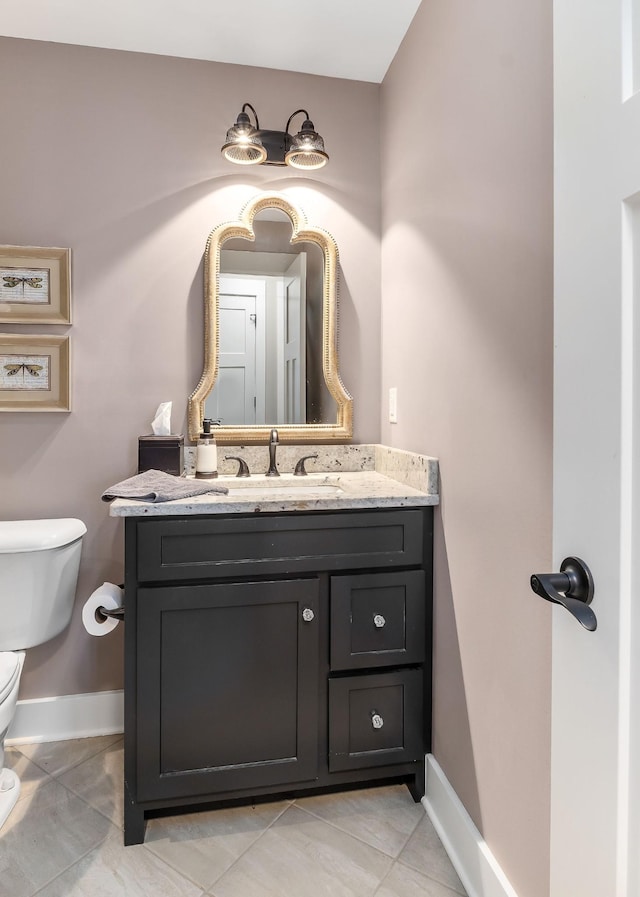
left=208, top=259, right=307, bottom=426
left=206, top=278, right=265, bottom=425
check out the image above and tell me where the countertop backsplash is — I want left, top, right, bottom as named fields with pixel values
left=184, top=444, right=378, bottom=477
left=183, top=443, right=438, bottom=493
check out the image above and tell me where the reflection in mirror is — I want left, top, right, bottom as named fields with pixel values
left=206, top=209, right=337, bottom=427
left=188, top=192, right=352, bottom=444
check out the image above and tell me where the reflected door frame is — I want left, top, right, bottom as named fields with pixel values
left=277, top=253, right=307, bottom=424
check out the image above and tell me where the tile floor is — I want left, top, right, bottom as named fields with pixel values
left=3, top=736, right=467, bottom=897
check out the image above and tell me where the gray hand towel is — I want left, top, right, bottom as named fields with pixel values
left=102, top=469, right=228, bottom=503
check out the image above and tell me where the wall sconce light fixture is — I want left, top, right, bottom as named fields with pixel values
left=221, top=103, right=329, bottom=170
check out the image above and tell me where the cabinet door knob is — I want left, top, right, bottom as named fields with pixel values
left=302, top=607, right=315, bottom=623
left=371, top=712, right=384, bottom=729
left=373, top=614, right=386, bottom=628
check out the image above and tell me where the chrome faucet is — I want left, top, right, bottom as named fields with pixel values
left=266, top=428, right=280, bottom=477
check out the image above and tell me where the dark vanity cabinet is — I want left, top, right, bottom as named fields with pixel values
left=123, top=507, right=433, bottom=845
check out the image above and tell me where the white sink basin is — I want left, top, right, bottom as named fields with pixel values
left=225, top=475, right=344, bottom=500
left=228, top=485, right=344, bottom=499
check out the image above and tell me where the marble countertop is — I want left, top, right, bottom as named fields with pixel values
left=109, top=445, right=439, bottom=517
left=109, top=470, right=438, bottom=516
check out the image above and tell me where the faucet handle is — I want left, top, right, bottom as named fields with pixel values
left=224, top=455, right=250, bottom=478
left=294, top=454, right=318, bottom=476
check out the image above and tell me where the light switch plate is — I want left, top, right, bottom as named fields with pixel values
left=389, top=387, right=398, bottom=423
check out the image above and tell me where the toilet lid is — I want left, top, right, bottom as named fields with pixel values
left=0, top=652, right=20, bottom=703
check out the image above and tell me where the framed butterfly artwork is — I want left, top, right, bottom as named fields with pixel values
left=0, top=246, right=71, bottom=323
left=0, top=334, right=70, bottom=411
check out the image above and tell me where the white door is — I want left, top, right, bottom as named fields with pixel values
left=552, top=2, right=640, bottom=894
left=206, top=278, right=266, bottom=425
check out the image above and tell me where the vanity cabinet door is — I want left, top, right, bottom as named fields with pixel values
left=136, top=578, right=319, bottom=801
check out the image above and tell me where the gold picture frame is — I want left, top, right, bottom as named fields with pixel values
left=0, top=246, right=71, bottom=324
left=0, top=334, right=70, bottom=412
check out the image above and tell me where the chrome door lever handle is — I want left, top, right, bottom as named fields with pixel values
left=530, top=557, right=597, bottom=631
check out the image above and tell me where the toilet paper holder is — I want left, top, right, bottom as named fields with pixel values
left=96, top=582, right=125, bottom=622
left=97, top=605, right=125, bottom=621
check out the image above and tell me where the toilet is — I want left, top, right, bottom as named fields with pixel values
left=0, top=518, right=86, bottom=830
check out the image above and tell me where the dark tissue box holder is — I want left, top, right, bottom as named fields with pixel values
left=138, top=435, right=184, bottom=477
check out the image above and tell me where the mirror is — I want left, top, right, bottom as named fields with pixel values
left=188, top=192, right=353, bottom=443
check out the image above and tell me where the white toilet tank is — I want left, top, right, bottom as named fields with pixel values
left=0, top=519, right=87, bottom=651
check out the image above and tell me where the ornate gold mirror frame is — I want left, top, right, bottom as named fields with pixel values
left=188, top=192, right=353, bottom=443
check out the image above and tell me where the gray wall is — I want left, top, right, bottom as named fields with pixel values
left=0, top=37, right=381, bottom=699
left=380, top=3, right=553, bottom=896
left=1, top=22, right=555, bottom=897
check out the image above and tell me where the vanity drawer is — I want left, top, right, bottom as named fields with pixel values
left=135, top=511, right=424, bottom=582
left=328, top=669, right=422, bottom=771
left=330, top=571, right=426, bottom=671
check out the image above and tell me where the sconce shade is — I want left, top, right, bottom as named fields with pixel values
left=285, top=118, right=329, bottom=170
left=221, top=104, right=329, bottom=169
left=221, top=109, right=267, bottom=165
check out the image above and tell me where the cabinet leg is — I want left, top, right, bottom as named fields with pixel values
left=123, top=783, right=146, bottom=846
left=407, top=760, right=425, bottom=803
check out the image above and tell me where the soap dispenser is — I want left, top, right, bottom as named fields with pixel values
left=195, top=419, right=219, bottom=479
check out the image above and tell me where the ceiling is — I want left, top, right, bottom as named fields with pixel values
left=0, top=0, right=422, bottom=83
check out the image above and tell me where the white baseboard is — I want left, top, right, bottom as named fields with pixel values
left=5, top=690, right=124, bottom=745
left=424, top=754, right=519, bottom=897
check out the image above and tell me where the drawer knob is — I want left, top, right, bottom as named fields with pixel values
left=302, top=607, right=315, bottom=623
left=373, top=614, right=386, bottom=628
left=371, top=712, right=384, bottom=730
